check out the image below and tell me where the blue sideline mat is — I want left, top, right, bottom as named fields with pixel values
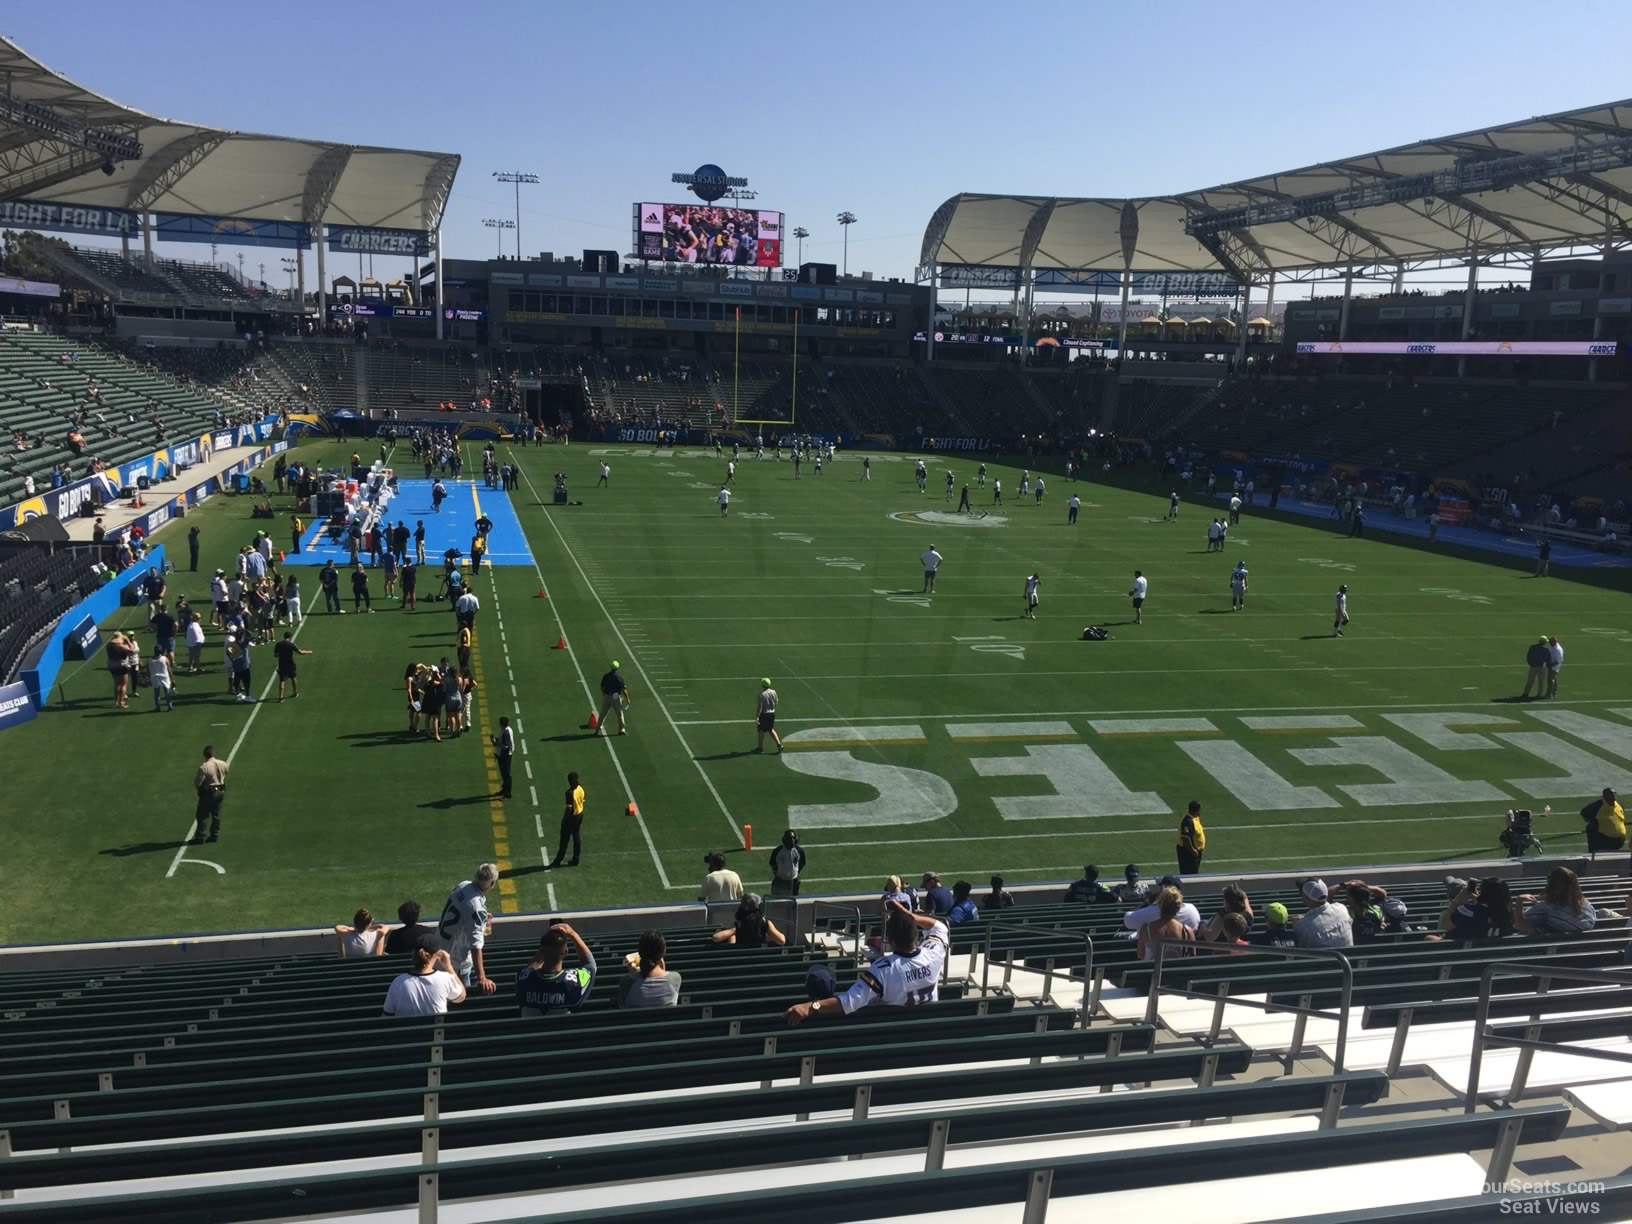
left=296, top=479, right=534, bottom=566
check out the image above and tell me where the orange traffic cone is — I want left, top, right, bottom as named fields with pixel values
left=536, top=587, right=548, bottom=599
left=626, top=802, right=638, bottom=817
left=279, top=550, right=287, bottom=563
left=588, top=709, right=599, bottom=731
left=554, top=635, right=566, bottom=650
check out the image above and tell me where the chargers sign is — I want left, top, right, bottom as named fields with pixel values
left=326, top=226, right=430, bottom=256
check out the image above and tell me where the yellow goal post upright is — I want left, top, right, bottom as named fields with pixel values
left=728, top=302, right=798, bottom=430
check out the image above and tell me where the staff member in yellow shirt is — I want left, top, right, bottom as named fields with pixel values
left=1582, top=787, right=1626, bottom=858
left=1176, top=800, right=1206, bottom=874
left=290, top=514, right=304, bottom=556
left=547, top=771, right=586, bottom=869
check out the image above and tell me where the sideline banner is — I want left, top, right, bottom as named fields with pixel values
left=0, top=681, right=38, bottom=732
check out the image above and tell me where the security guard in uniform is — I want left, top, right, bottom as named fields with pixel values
left=192, top=744, right=229, bottom=844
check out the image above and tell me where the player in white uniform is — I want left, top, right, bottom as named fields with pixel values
left=1023, top=572, right=1041, bottom=619
left=784, top=903, right=949, bottom=1024
left=437, top=864, right=497, bottom=990
left=915, top=460, right=927, bottom=493
left=1333, top=583, right=1349, bottom=636
left=977, top=462, right=987, bottom=487
left=1018, top=470, right=1030, bottom=498
left=1129, top=570, right=1148, bottom=625
left=1167, top=491, right=1181, bottom=521
left=944, top=470, right=955, bottom=501
left=1230, top=561, right=1248, bottom=611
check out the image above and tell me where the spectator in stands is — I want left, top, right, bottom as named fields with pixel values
left=1292, top=879, right=1354, bottom=948
left=620, top=929, right=681, bottom=1008
left=1380, top=897, right=1413, bottom=933
left=1249, top=902, right=1298, bottom=947
left=1136, top=887, right=1196, bottom=961
left=1441, top=877, right=1514, bottom=941
left=441, top=863, right=499, bottom=993
left=1124, top=876, right=1200, bottom=933
left=383, top=945, right=468, bottom=1016
left=881, top=874, right=918, bottom=913
left=1514, top=867, right=1597, bottom=937
left=1212, top=913, right=1250, bottom=949
left=986, top=874, right=1016, bottom=910
left=1343, top=881, right=1387, bottom=942
left=334, top=908, right=388, bottom=957
left=712, top=894, right=786, bottom=946
left=1582, top=787, right=1627, bottom=857
left=1199, top=884, right=1253, bottom=942
left=517, top=923, right=596, bottom=1018
left=785, top=901, right=948, bottom=1025
left=919, top=872, right=954, bottom=914
left=1113, top=864, right=1147, bottom=903
left=769, top=829, right=805, bottom=897
left=1064, top=864, right=1114, bottom=904
left=699, top=851, right=743, bottom=903
left=384, top=900, right=428, bottom=954
left=947, top=881, right=979, bottom=924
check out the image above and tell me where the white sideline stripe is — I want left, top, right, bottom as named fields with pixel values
left=1090, top=717, right=1218, bottom=735
left=670, top=697, right=1632, bottom=727
left=789, top=812, right=1501, bottom=849
left=1242, top=715, right=1365, bottom=731
left=166, top=618, right=310, bottom=879
left=947, top=721, right=1077, bottom=740
left=638, top=662, right=1632, bottom=684
left=516, top=449, right=742, bottom=852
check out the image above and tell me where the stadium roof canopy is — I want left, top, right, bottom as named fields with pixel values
left=920, top=99, right=1632, bottom=283
left=0, top=36, right=459, bottom=233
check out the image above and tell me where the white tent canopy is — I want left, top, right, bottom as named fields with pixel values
left=0, top=36, right=458, bottom=233
left=921, top=99, right=1632, bottom=280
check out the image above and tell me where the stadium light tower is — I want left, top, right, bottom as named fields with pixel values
left=793, top=226, right=810, bottom=266
left=492, top=171, right=538, bottom=259
left=280, top=256, right=297, bottom=297
left=836, top=212, right=857, bottom=276
left=483, top=217, right=516, bottom=258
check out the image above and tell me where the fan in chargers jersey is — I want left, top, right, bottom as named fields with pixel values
left=784, top=901, right=948, bottom=1025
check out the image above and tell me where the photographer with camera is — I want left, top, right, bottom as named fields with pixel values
left=699, top=851, right=743, bottom=903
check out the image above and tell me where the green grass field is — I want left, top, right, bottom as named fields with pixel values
left=7, top=438, right=1632, bottom=945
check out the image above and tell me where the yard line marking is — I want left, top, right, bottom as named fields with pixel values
left=1242, top=715, right=1366, bottom=731
left=529, top=785, right=538, bottom=807
left=946, top=721, right=1078, bottom=741
left=506, top=450, right=670, bottom=888
left=524, top=760, right=533, bottom=780
left=547, top=882, right=558, bottom=911
left=670, top=697, right=1632, bottom=727
left=166, top=617, right=311, bottom=879
left=534, top=810, right=544, bottom=840
left=514, top=448, right=741, bottom=851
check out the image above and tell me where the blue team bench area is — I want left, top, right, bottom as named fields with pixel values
left=297, top=479, right=534, bottom=567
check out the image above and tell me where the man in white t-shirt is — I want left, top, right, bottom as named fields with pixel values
left=1129, top=570, right=1148, bottom=624
left=383, top=947, right=468, bottom=1016
left=437, top=864, right=498, bottom=992
left=1123, top=876, right=1200, bottom=931
left=1333, top=583, right=1349, bottom=637
left=1067, top=493, right=1080, bottom=525
left=784, top=903, right=948, bottom=1024
left=725, top=460, right=735, bottom=486
left=699, top=851, right=745, bottom=903
left=1206, top=519, right=1222, bottom=552
left=921, top=546, right=943, bottom=594
left=718, top=486, right=731, bottom=517
left=1229, top=493, right=1242, bottom=525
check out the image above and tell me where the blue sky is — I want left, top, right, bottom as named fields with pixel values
left=7, top=2, right=1632, bottom=292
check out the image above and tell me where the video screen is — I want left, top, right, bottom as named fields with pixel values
left=636, top=203, right=783, bottom=268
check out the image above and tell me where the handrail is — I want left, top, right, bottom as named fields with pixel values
left=1464, top=961, right=1632, bottom=1112
left=981, top=922, right=1093, bottom=1027
left=1144, top=938, right=1353, bottom=1074
left=809, top=901, right=863, bottom=954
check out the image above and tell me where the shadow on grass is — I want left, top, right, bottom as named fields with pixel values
left=417, top=794, right=493, bottom=810
left=1490, top=695, right=1541, bottom=704
left=100, top=842, right=181, bottom=857
left=695, top=749, right=756, bottom=762
left=1196, top=609, right=1235, bottom=615
left=1298, top=633, right=1338, bottom=640
left=501, top=862, right=550, bottom=879
left=540, top=731, right=600, bottom=743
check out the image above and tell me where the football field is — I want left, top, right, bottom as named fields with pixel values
left=7, top=438, right=1632, bottom=945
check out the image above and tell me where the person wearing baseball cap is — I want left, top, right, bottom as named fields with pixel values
left=1293, top=879, right=1353, bottom=948
left=754, top=678, right=782, bottom=754
left=597, top=659, right=629, bottom=736
left=1249, top=901, right=1297, bottom=948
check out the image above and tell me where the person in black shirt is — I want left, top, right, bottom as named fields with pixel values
left=492, top=716, right=515, bottom=799
left=1248, top=902, right=1298, bottom=948
left=384, top=901, right=427, bottom=954
left=187, top=525, right=200, bottom=572
left=1442, top=877, right=1515, bottom=940
left=150, top=604, right=177, bottom=667
left=414, top=520, right=427, bottom=565
left=319, top=561, right=341, bottom=614
left=351, top=563, right=373, bottom=613
left=142, top=567, right=166, bottom=617
left=1536, top=538, right=1551, bottom=577
left=392, top=520, right=411, bottom=562
left=273, top=632, right=312, bottom=701
left=598, top=660, right=629, bottom=736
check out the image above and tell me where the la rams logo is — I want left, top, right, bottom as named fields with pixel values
left=12, top=497, right=47, bottom=527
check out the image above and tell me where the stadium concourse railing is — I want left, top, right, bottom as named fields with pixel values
left=1465, top=962, right=1632, bottom=1116
left=1144, top=939, right=1356, bottom=1089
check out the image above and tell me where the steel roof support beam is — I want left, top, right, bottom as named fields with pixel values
left=420, top=154, right=460, bottom=236
left=125, top=131, right=227, bottom=211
